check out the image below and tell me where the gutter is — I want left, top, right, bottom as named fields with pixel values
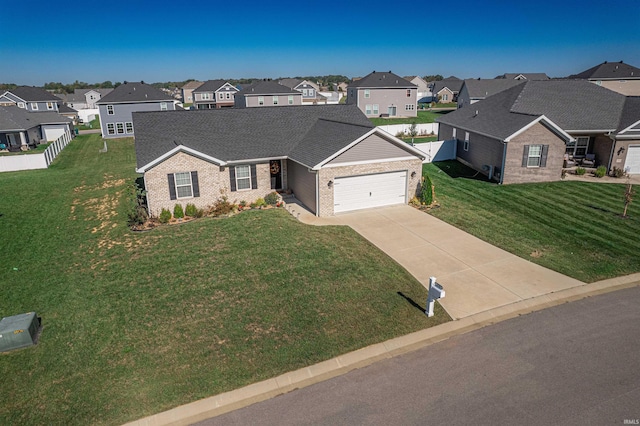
left=500, top=142, right=507, bottom=185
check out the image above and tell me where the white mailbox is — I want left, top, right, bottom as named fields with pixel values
left=429, top=283, right=445, bottom=299
left=426, top=276, right=445, bottom=317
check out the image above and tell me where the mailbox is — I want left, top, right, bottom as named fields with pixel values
left=429, top=283, right=445, bottom=299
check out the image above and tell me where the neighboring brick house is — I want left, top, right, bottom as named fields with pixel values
left=233, top=80, right=302, bottom=108
left=192, top=80, right=238, bottom=109
left=279, top=79, right=323, bottom=104
left=437, top=80, right=640, bottom=183
left=346, top=71, right=417, bottom=118
left=0, top=86, right=61, bottom=112
left=180, top=81, right=203, bottom=104
left=566, top=60, right=640, bottom=96
left=0, top=105, right=73, bottom=151
left=457, top=79, right=524, bottom=109
left=96, top=81, right=179, bottom=139
left=134, top=105, right=426, bottom=217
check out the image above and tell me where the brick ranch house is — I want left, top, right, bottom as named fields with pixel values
left=437, top=80, right=640, bottom=184
left=134, top=105, right=426, bottom=217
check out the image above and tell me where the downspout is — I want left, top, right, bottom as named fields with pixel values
left=500, top=141, right=507, bottom=184
left=143, top=174, right=152, bottom=217
left=315, top=171, right=320, bottom=217
left=607, top=132, right=616, bottom=172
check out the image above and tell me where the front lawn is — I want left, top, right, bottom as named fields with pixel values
left=369, top=110, right=450, bottom=126
left=0, top=134, right=447, bottom=425
left=77, top=117, right=100, bottom=130
left=424, top=161, right=640, bottom=282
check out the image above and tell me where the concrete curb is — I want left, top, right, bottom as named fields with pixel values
left=124, top=276, right=640, bottom=426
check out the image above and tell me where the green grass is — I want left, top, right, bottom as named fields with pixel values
left=0, top=142, right=51, bottom=156
left=0, top=134, right=448, bottom=425
left=424, top=161, right=640, bottom=282
left=370, top=110, right=451, bottom=126
left=77, top=117, right=100, bottom=130
left=401, top=136, right=438, bottom=144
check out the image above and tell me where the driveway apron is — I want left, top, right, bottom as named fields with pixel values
left=304, top=205, right=585, bottom=319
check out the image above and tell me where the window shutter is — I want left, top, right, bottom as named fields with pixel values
left=229, top=167, right=237, bottom=192
left=191, top=171, right=200, bottom=197
left=522, top=145, right=530, bottom=167
left=250, top=164, right=257, bottom=189
left=168, top=174, right=177, bottom=200
left=540, top=145, right=549, bottom=168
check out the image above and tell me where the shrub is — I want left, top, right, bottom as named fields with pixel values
left=264, top=191, right=279, bottom=206
left=173, top=204, right=184, bottom=219
left=612, top=167, right=626, bottom=178
left=575, top=167, right=586, bottom=176
left=210, top=196, right=234, bottom=216
left=185, top=203, right=198, bottom=217
left=126, top=182, right=148, bottom=226
left=594, top=166, right=607, bottom=178
left=239, top=200, right=247, bottom=208
left=158, top=208, right=172, bottom=223
left=409, top=196, right=421, bottom=207
left=420, top=175, right=434, bottom=206
left=255, top=197, right=267, bottom=208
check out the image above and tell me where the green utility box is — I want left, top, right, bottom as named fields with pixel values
left=0, top=312, right=41, bottom=353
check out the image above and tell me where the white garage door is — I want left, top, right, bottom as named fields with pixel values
left=625, top=145, right=640, bottom=174
left=334, top=171, right=407, bottom=213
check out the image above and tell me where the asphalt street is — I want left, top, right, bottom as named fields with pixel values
left=197, top=286, right=640, bottom=425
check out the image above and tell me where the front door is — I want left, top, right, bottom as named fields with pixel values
left=270, top=160, right=282, bottom=190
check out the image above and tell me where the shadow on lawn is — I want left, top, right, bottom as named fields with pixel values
left=430, top=160, right=492, bottom=182
left=397, top=292, right=425, bottom=314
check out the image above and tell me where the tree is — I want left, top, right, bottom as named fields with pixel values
left=408, top=122, right=418, bottom=145
left=623, top=178, right=635, bottom=217
left=423, top=74, right=443, bottom=82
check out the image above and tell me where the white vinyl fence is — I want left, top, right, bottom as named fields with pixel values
left=0, top=130, right=73, bottom=173
left=412, top=140, right=457, bottom=163
left=376, top=123, right=438, bottom=137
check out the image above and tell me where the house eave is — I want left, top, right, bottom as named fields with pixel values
left=136, top=145, right=226, bottom=173
left=505, top=115, right=573, bottom=143
left=226, top=156, right=288, bottom=165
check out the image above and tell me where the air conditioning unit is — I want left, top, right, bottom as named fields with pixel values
left=0, top=312, right=41, bottom=353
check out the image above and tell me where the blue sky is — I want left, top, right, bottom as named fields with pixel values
left=1, top=0, right=639, bottom=85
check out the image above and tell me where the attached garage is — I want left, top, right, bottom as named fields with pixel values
left=624, top=145, right=640, bottom=174
left=333, top=171, right=407, bottom=213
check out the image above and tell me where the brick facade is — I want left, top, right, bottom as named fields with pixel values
left=317, top=159, right=423, bottom=217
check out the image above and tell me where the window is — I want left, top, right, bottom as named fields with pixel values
left=272, top=96, right=278, bottom=105
left=373, top=104, right=379, bottom=115
left=526, top=144, right=542, bottom=167
left=17, top=102, right=25, bottom=108
left=365, top=104, right=372, bottom=115
left=202, top=93, right=210, bottom=100
left=125, top=122, right=134, bottom=134
left=288, top=95, right=294, bottom=105
left=309, top=89, right=314, bottom=97
left=107, top=105, right=114, bottom=115
left=107, top=123, right=115, bottom=135
left=47, top=102, right=54, bottom=110
left=258, top=96, right=264, bottom=106
left=405, top=104, right=415, bottom=111
left=566, top=137, right=589, bottom=157
left=406, top=89, right=411, bottom=97
left=219, top=93, right=224, bottom=100
left=31, top=102, right=38, bottom=110
left=160, top=102, right=168, bottom=111
left=302, top=89, right=308, bottom=96
left=174, top=172, right=193, bottom=198
left=235, top=165, right=251, bottom=190
left=364, top=89, right=370, bottom=98
left=116, top=123, right=125, bottom=134
left=226, top=92, right=231, bottom=99
left=463, top=132, right=470, bottom=151
left=442, top=94, right=449, bottom=101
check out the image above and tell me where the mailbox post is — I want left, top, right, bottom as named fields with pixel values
left=426, top=276, right=445, bottom=317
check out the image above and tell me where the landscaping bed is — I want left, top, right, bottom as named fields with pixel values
left=0, top=134, right=448, bottom=425
left=423, top=161, right=640, bottom=282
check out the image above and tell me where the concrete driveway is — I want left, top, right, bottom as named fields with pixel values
left=296, top=204, right=585, bottom=319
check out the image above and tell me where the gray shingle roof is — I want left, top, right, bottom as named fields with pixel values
left=181, top=81, right=204, bottom=90
left=438, top=80, right=629, bottom=139
left=348, top=71, right=416, bottom=88
left=568, top=61, right=640, bottom=80
left=235, top=80, right=300, bottom=96
left=496, top=73, right=549, bottom=80
left=278, top=78, right=303, bottom=89
left=432, top=78, right=464, bottom=94
left=462, top=79, right=524, bottom=99
left=134, top=105, right=375, bottom=170
left=9, top=86, right=60, bottom=102
left=56, top=103, right=77, bottom=113
left=192, top=80, right=235, bottom=93
left=96, top=82, right=175, bottom=104
left=0, top=106, right=71, bottom=131
left=617, top=97, right=640, bottom=134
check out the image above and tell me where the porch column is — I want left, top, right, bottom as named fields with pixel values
left=19, top=131, right=27, bottom=147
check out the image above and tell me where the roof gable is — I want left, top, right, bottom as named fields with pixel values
left=96, top=82, right=175, bottom=104
left=348, top=71, right=416, bottom=89
left=9, top=86, right=60, bottom=102
left=193, top=80, right=235, bottom=93
left=568, top=61, right=640, bottom=80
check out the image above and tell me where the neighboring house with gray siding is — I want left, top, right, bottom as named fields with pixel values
left=57, top=88, right=113, bottom=110
left=96, top=82, right=178, bottom=139
left=457, top=79, right=525, bottom=108
left=134, top=105, right=426, bottom=217
left=192, top=80, right=238, bottom=109
left=431, top=77, right=463, bottom=103
left=437, top=80, right=640, bottom=183
left=0, top=105, right=73, bottom=151
left=233, top=81, right=302, bottom=108
left=279, top=79, right=323, bottom=104
left=0, top=86, right=61, bottom=112
left=346, top=71, right=417, bottom=118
